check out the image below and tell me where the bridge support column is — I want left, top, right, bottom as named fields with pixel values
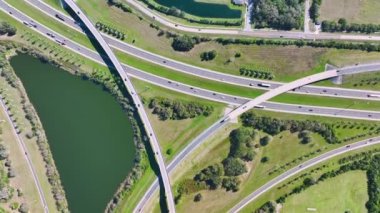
left=325, top=64, right=342, bottom=85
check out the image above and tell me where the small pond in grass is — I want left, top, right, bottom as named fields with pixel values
left=154, top=0, right=242, bottom=19
left=11, top=54, right=135, bottom=213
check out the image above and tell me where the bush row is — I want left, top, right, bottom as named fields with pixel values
left=95, top=22, right=126, bottom=40
left=148, top=97, right=213, bottom=120
left=107, top=0, right=132, bottom=13
left=241, top=112, right=338, bottom=143
left=322, top=19, right=380, bottom=34
left=239, top=67, right=274, bottom=80
left=215, top=37, right=380, bottom=52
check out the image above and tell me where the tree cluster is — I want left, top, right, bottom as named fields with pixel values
left=191, top=127, right=256, bottom=194
left=322, top=18, right=380, bottom=34
left=309, top=0, right=322, bottom=23
left=95, top=22, right=125, bottom=40
left=107, top=0, right=132, bottom=13
left=148, top=97, right=214, bottom=120
left=251, top=0, right=304, bottom=30
left=241, top=112, right=338, bottom=143
left=171, top=35, right=207, bottom=51
left=0, top=22, right=16, bottom=37
left=229, top=127, right=256, bottom=160
left=239, top=67, right=274, bottom=80
left=215, top=37, right=380, bottom=53
left=200, top=50, right=217, bottom=61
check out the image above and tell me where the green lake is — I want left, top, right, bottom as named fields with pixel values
left=154, top=0, right=242, bottom=19
left=11, top=54, right=135, bottom=213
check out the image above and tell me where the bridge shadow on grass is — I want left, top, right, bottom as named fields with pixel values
left=63, top=4, right=169, bottom=213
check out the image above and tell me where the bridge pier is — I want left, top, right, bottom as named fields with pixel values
left=325, top=64, right=342, bottom=85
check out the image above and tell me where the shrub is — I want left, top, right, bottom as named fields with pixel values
left=261, top=156, right=269, bottom=163
left=194, top=193, right=202, bottom=202
left=222, top=157, right=247, bottom=176
left=200, top=50, right=217, bottom=61
left=260, top=135, right=272, bottom=146
left=18, top=203, right=29, bottom=213
left=222, top=177, right=240, bottom=192
left=172, top=35, right=195, bottom=51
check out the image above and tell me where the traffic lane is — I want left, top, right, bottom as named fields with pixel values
left=26, top=0, right=380, bottom=100
left=230, top=136, right=380, bottom=212
left=5, top=1, right=380, bottom=121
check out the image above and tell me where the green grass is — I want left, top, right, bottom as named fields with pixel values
left=320, top=0, right=380, bottom=24
left=159, top=109, right=380, bottom=213
left=282, top=170, right=368, bottom=213
left=131, top=78, right=226, bottom=161
left=6, top=0, right=95, bottom=50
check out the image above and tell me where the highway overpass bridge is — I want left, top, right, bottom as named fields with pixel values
left=62, top=0, right=176, bottom=212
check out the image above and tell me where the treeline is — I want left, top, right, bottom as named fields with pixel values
left=95, top=22, right=126, bottom=40
left=107, top=0, right=132, bottom=13
left=241, top=112, right=338, bottom=143
left=309, top=0, right=321, bottom=23
left=171, top=34, right=210, bottom=51
left=251, top=0, right=304, bottom=30
left=216, top=37, right=380, bottom=52
left=176, top=127, right=257, bottom=203
left=239, top=67, right=274, bottom=80
left=137, top=0, right=242, bottom=26
left=148, top=97, right=213, bottom=120
left=0, top=22, right=16, bottom=36
left=322, top=19, right=380, bottom=34
left=257, top=152, right=380, bottom=213
left=0, top=47, right=69, bottom=211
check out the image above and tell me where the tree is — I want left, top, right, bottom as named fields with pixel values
left=261, top=156, right=269, bottom=163
left=222, top=177, right=240, bottom=192
left=222, top=157, right=247, bottom=176
left=172, top=35, right=195, bottom=51
left=260, top=135, right=272, bottom=146
left=200, top=50, right=217, bottom=61
left=194, top=193, right=202, bottom=202
left=18, top=203, right=29, bottom=213
left=0, top=144, right=8, bottom=160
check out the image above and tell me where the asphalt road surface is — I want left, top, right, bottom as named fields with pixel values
left=62, top=0, right=176, bottom=211
left=2, top=1, right=380, bottom=122
left=24, top=0, right=380, bottom=102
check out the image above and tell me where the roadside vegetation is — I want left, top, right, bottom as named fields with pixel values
left=160, top=110, right=380, bottom=213
left=124, top=0, right=243, bottom=27
left=251, top=0, right=304, bottom=30
left=39, top=0, right=380, bottom=83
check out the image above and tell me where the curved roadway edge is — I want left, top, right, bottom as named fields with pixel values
left=61, top=0, right=176, bottom=212
left=230, top=136, right=380, bottom=212
left=2, top=1, right=380, bottom=121
left=0, top=96, right=49, bottom=213
left=125, top=0, right=380, bottom=42
left=25, top=0, right=380, bottom=101
left=133, top=66, right=338, bottom=212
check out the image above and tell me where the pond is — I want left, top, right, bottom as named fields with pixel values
left=154, top=0, right=242, bottom=19
left=11, top=54, right=135, bottom=213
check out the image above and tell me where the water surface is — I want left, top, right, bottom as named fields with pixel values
left=11, top=54, right=135, bottom=213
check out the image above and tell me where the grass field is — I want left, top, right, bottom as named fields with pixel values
left=320, top=0, right=380, bottom=24
left=282, top=170, right=368, bottom=213
left=153, top=110, right=380, bottom=213
left=40, top=0, right=380, bottom=82
left=0, top=105, right=45, bottom=212
left=240, top=143, right=380, bottom=212
left=131, top=78, right=226, bottom=161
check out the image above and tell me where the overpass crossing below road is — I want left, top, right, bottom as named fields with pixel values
left=62, top=0, right=176, bottom=212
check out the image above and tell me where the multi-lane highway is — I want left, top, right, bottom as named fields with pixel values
left=24, top=0, right=380, bottom=102
left=2, top=1, right=380, bottom=212
left=126, top=0, right=380, bottom=42
left=62, top=0, right=176, bottom=212
left=3, top=0, right=380, bottom=122
left=230, top=135, right=380, bottom=212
